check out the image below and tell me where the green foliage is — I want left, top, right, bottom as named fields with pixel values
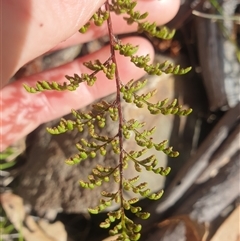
left=0, top=207, right=24, bottom=241
left=0, top=149, right=24, bottom=241
left=0, top=147, right=14, bottom=160
left=23, top=0, right=192, bottom=240
left=0, top=147, right=17, bottom=170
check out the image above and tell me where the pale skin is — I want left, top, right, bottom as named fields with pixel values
left=0, top=0, right=180, bottom=151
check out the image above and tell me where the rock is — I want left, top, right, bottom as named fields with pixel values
left=14, top=54, right=183, bottom=217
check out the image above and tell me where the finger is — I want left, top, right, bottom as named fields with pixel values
left=1, top=0, right=106, bottom=86
left=53, top=0, right=181, bottom=50
left=0, top=37, right=154, bottom=151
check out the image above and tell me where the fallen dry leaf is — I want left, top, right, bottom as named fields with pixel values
left=210, top=206, right=240, bottom=241
left=0, top=192, right=67, bottom=241
left=0, top=192, right=25, bottom=230
left=145, top=215, right=208, bottom=241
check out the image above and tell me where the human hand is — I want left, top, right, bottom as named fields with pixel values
left=0, top=0, right=180, bottom=151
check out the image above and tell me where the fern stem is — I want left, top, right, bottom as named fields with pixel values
left=105, top=1, right=125, bottom=211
